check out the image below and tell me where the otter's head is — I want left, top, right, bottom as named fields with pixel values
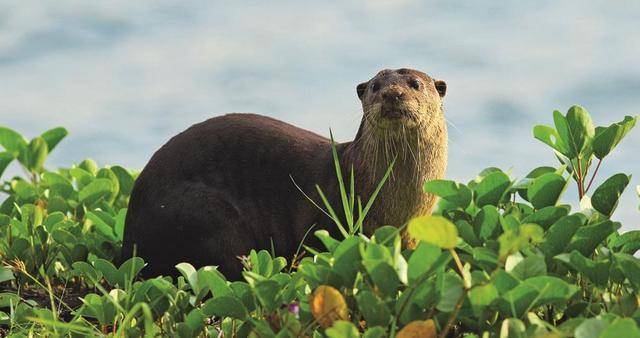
left=356, top=68, right=446, bottom=131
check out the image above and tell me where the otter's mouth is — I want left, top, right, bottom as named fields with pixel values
left=375, top=104, right=419, bottom=129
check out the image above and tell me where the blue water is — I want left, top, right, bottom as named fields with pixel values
left=0, top=2, right=638, bottom=229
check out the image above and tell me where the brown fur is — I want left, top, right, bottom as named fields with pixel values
left=346, top=68, right=448, bottom=243
left=122, top=68, right=448, bottom=279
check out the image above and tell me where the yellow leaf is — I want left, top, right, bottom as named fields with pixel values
left=310, top=285, right=349, bottom=328
left=408, top=215, right=458, bottom=249
left=396, top=320, right=437, bottom=338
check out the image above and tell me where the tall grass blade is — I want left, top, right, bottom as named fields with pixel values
left=356, top=157, right=395, bottom=231
left=315, top=184, right=349, bottom=238
left=329, top=130, right=354, bottom=233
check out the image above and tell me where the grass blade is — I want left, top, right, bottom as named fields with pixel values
left=315, top=184, right=349, bottom=238
left=356, top=157, right=395, bottom=230
left=329, top=130, right=353, bottom=233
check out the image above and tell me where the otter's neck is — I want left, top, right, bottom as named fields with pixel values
left=342, top=119, right=448, bottom=232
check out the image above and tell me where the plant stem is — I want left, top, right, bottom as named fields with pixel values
left=576, top=158, right=584, bottom=199
left=585, top=158, right=603, bottom=193
left=438, top=290, right=467, bottom=338
left=449, top=248, right=465, bottom=280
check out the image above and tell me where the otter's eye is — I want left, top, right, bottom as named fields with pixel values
left=372, top=82, right=380, bottom=92
left=409, top=78, right=421, bottom=90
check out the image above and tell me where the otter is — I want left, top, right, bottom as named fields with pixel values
left=122, top=68, right=448, bottom=280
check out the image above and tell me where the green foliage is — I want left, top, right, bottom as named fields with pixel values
left=0, top=106, right=639, bottom=337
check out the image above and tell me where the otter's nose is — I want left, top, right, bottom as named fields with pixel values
left=382, top=88, right=404, bottom=102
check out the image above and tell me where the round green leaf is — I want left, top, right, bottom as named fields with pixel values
left=201, top=296, right=248, bottom=320
left=26, top=137, right=48, bottom=173
left=468, top=283, right=498, bottom=316
left=593, top=115, right=637, bottom=159
left=423, top=179, right=472, bottom=208
left=40, top=127, right=68, bottom=153
left=473, top=171, right=511, bottom=207
left=564, top=105, right=595, bottom=157
left=533, top=124, right=570, bottom=156
left=408, top=215, right=458, bottom=249
left=0, top=152, right=14, bottom=178
left=325, top=321, right=360, bottom=338
left=527, top=172, right=568, bottom=209
left=0, top=127, right=27, bottom=156
left=592, top=173, right=630, bottom=217
left=78, top=178, right=115, bottom=205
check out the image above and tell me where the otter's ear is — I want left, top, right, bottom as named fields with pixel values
left=356, top=82, right=367, bottom=100
left=434, top=80, right=447, bottom=98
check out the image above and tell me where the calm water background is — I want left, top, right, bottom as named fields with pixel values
left=1, top=2, right=638, bottom=229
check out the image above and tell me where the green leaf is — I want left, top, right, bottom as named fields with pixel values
left=315, top=230, right=340, bottom=252
left=408, top=242, right=443, bottom=283
left=42, top=172, right=74, bottom=199
left=533, top=124, right=570, bottom=156
left=456, top=220, right=481, bottom=246
left=198, top=268, right=232, bottom=298
left=469, top=283, right=498, bottom=317
left=110, top=165, right=134, bottom=197
left=491, top=270, right=519, bottom=295
left=182, top=308, right=205, bottom=336
left=408, top=215, right=458, bottom=249
left=71, top=261, right=101, bottom=283
left=175, top=263, right=200, bottom=294
left=510, top=255, right=546, bottom=280
left=498, top=224, right=544, bottom=260
left=593, top=115, right=638, bottom=159
left=356, top=291, right=391, bottom=327
left=78, top=178, right=115, bottom=205
left=26, top=136, right=48, bottom=173
left=437, top=272, right=464, bottom=312
left=592, top=173, right=630, bottom=217
left=118, top=257, right=145, bottom=286
left=114, top=208, right=126, bottom=242
left=522, top=206, right=570, bottom=230
left=0, top=127, right=27, bottom=157
left=600, top=318, right=640, bottom=338
left=201, top=296, right=248, bottom=320
left=474, top=171, right=511, bottom=207
left=500, top=318, right=527, bottom=338
left=230, top=282, right=256, bottom=312
left=364, top=261, right=400, bottom=297
left=332, top=237, right=362, bottom=287
left=498, top=276, right=579, bottom=318
left=0, top=266, right=14, bottom=283
left=575, top=318, right=608, bottom=338
left=325, top=321, right=360, bottom=338
left=564, top=105, right=595, bottom=157
left=254, top=279, right=280, bottom=312
left=540, top=215, right=583, bottom=258
left=40, top=127, right=68, bottom=153
left=423, top=179, right=472, bottom=209
left=563, top=250, right=609, bottom=287
left=609, top=230, right=640, bottom=254
left=85, top=211, right=116, bottom=240
left=527, top=172, right=568, bottom=209
left=78, top=158, right=99, bottom=175
left=0, top=152, right=14, bottom=178
left=615, top=253, right=640, bottom=289
left=474, top=205, right=501, bottom=240
left=92, top=259, right=119, bottom=287
left=566, top=220, right=618, bottom=256
left=96, top=168, right=120, bottom=203
left=363, top=327, right=387, bottom=338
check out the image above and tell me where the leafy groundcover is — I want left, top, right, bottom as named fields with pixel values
left=0, top=105, right=639, bottom=337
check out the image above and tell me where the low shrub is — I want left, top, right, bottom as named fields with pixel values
left=0, top=106, right=638, bottom=337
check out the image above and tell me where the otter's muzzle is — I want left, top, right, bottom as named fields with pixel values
left=380, top=87, right=409, bottom=119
